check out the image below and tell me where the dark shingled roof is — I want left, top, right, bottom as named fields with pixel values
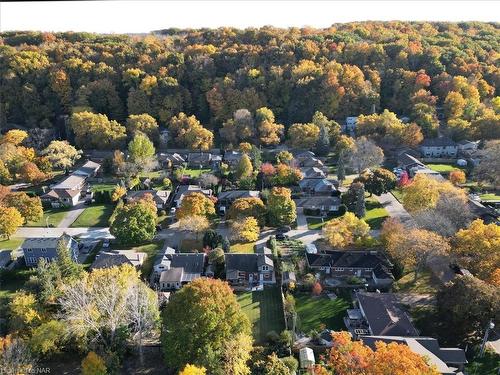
left=225, top=254, right=273, bottom=273
left=306, top=251, right=393, bottom=274
left=90, top=253, right=132, bottom=270
left=169, top=253, right=205, bottom=274
left=421, top=137, right=457, bottom=147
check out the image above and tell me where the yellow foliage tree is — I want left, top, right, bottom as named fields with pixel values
left=449, top=170, right=466, bottom=185
left=230, top=216, right=260, bottom=243
left=179, top=364, right=207, bottom=375
left=0, top=130, right=28, bottom=146
left=0, top=206, right=23, bottom=239
left=176, top=192, right=215, bottom=219
left=111, top=185, right=127, bottom=202
left=81, top=351, right=107, bottom=375
left=322, top=212, right=370, bottom=248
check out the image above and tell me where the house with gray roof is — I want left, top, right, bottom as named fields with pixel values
left=0, top=250, right=12, bottom=269
left=299, top=178, right=337, bottom=195
left=294, top=196, right=341, bottom=215
left=159, top=152, right=186, bottom=167
left=300, top=167, right=326, bottom=179
left=22, top=234, right=79, bottom=267
left=223, top=150, right=243, bottom=166
left=225, top=253, right=275, bottom=286
left=90, top=250, right=147, bottom=271
left=420, top=137, right=458, bottom=158
left=158, top=253, right=206, bottom=291
left=217, top=190, right=260, bottom=208
left=126, top=190, right=171, bottom=209
left=187, top=152, right=221, bottom=168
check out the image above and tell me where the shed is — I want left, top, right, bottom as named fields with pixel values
left=300, top=347, right=315, bottom=368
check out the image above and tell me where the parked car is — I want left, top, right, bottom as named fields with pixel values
left=276, top=233, right=289, bottom=241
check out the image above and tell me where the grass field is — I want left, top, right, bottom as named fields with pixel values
left=230, top=242, right=255, bottom=253
left=237, top=287, right=285, bottom=343
left=363, top=197, right=389, bottom=229
left=24, top=208, right=69, bottom=227
left=306, top=217, right=329, bottom=230
left=295, top=293, right=350, bottom=333
left=0, top=238, right=24, bottom=250
left=394, top=268, right=440, bottom=294
left=110, top=241, right=164, bottom=278
left=71, top=204, right=114, bottom=227
left=184, top=168, right=212, bottom=178
left=91, top=183, right=118, bottom=192
left=427, top=163, right=464, bottom=174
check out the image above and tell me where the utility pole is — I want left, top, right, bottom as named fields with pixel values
left=479, top=319, right=495, bottom=357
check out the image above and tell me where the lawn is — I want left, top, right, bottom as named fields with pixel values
left=71, top=204, right=114, bottom=227
left=24, top=208, right=69, bottom=227
left=230, top=242, right=255, bottom=253
left=394, top=268, right=440, bottom=294
left=295, top=293, right=350, bottom=333
left=427, top=163, right=464, bottom=174
left=480, top=193, right=500, bottom=201
left=0, top=238, right=24, bottom=250
left=184, top=168, right=212, bottom=178
left=110, top=240, right=164, bottom=278
left=179, top=238, right=204, bottom=253
left=363, top=196, right=389, bottom=229
left=237, top=287, right=285, bottom=343
left=306, top=217, right=329, bottom=230
left=91, top=183, right=118, bottom=192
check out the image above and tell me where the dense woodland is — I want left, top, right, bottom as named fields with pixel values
left=1, top=22, right=499, bottom=148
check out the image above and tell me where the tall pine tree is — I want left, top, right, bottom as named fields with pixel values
left=314, top=125, right=330, bottom=156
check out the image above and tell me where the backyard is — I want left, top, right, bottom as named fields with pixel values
left=230, top=242, right=255, bottom=253
left=295, top=293, right=351, bottom=333
left=0, top=267, right=36, bottom=317
left=427, top=163, right=464, bottom=174
left=237, top=287, right=285, bottom=343
left=24, top=208, right=69, bottom=227
left=179, top=238, right=204, bottom=252
left=183, top=168, right=212, bottom=178
left=363, top=196, right=389, bottom=229
left=91, top=182, right=118, bottom=192
left=0, top=238, right=24, bottom=251
left=394, top=268, right=441, bottom=294
left=71, top=204, right=114, bottom=227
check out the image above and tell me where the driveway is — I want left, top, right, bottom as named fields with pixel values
left=374, top=193, right=415, bottom=226
left=14, top=227, right=112, bottom=240
left=57, top=201, right=86, bottom=228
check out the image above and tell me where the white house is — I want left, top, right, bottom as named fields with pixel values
left=420, top=138, right=458, bottom=158
left=299, top=347, right=315, bottom=369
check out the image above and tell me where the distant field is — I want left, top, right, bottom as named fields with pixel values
left=71, top=204, right=114, bottom=227
left=24, top=208, right=68, bottom=227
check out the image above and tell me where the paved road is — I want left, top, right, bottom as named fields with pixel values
left=57, top=201, right=86, bottom=228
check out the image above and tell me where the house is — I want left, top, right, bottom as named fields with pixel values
left=22, top=234, right=79, bottom=267
left=294, top=151, right=316, bottom=162
left=152, top=246, right=176, bottom=277
left=159, top=152, right=186, bottom=167
left=343, top=116, right=358, bottom=133
left=187, top=152, right=221, bottom=168
left=225, top=253, right=275, bottom=286
left=299, top=347, right=315, bottom=369
left=126, top=190, right=171, bottom=209
left=362, top=336, right=467, bottom=374
left=413, top=168, right=445, bottom=181
left=297, top=158, right=327, bottom=171
left=300, top=167, right=326, bottom=179
left=158, top=253, right=206, bottom=291
left=223, top=150, right=243, bottom=166
left=457, top=140, right=478, bottom=155
left=294, top=196, right=341, bottom=216
left=306, top=250, right=394, bottom=289
left=345, top=292, right=419, bottom=338
left=0, top=250, right=12, bottom=269
left=217, top=190, right=260, bottom=208
left=173, top=185, right=212, bottom=207
left=397, top=152, right=425, bottom=172
left=90, top=250, right=147, bottom=270
left=42, top=160, right=101, bottom=207
left=420, top=137, right=458, bottom=158
left=299, top=178, right=337, bottom=195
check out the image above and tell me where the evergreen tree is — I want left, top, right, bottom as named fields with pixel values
left=314, top=124, right=330, bottom=156
left=337, top=154, right=346, bottom=183
left=56, top=235, right=83, bottom=280
left=221, top=236, right=231, bottom=252
left=355, top=183, right=366, bottom=218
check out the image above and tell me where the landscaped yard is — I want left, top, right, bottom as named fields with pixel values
left=24, top=208, right=69, bottom=227
left=363, top=196, right=389, bottom=229
left=71, top=204, right=114, bottom=227
left=306, top=217, right=328, bottom=230
left=0, top=238, right=24, bottom=250
left=427, top=163, right=464, bottom=174
left=91, top=183, right=118, bottom=192
left=230, top=242, right=255, bottom=253
left=295, top=293, right=351, bottom=333
left=179, top=238, right=204, bottom=253
left=110, top=240, right=164, bottom=278
left=394, top=268, right=441, bottom=294
left=237, top=287, right=285, bottom=343
left=183, top=168, right=212, bottom=178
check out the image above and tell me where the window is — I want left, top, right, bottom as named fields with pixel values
left=26, top=248, right=33, bottom=252
left=262, top=265, right=269, bottom=271
left=41, top=248, right=46, bottom=253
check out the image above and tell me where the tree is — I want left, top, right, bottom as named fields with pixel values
left=42, top=140, right=82, bottom=170
left=111, top=185, right=126, bottom=202
left=198, top=173, right=219, bottom=189
left=29, top=320, right=66, bottom=356
left=342, top=182, right=365, bottom=218
left=81, top=352, right=107, bottom=375
left=437, top=276, right=500, bottom=345
left=235, top=154, right=254, bottom=180
left=126, top=113, right=159, bottom=140
left=386, top=228, right=450, bottom=281
left=70, top=111, right=126, bottom=150
left=239, top=142, right=253, bottom=154
left=228, top=197, right=266, bottom=226
left=110, top=201, right=157, bottom=244
left=9, top=291, right=41, bottom=332
left=178, top=215, right=210, bottom=239
left=449, top=170, right=466, bottom=185
left=0, top=160, right=11, bottom=185
left=274, top=164, right=302, bottom=186
left=451, top=219, right=500, bottom=282
left=473, top=140, right=499, bottom=188
left=230, top=217, right=260, bottom=242
left=337, top=156, right=346, bottom=183
left=314, top=124, right=330, bottom=156
left=169, top=112, right=214, bottom=150
left=220, top=109, right=256, bottom=146
left=179, top=364, right=207, bottom=375
left=322, top=212, right=370, bottom=248
left=287, top=123, right=320, bottom=149
left=357, top=168, right=397, bottom=196
left=444, top=91, right=466, bottom=119
left=18, top=162, right=46, bottom=184
left=345, top=137, right=384, bottom=174
left=276, top=151, right=293, bottom=165
left=0, top=206, right=23, bottom=239
left=203, top=229, right=223, bottom=249
left=1, top=130, right=28, bottom=146
left=162, top=278, right=252, bottom=374
left=128, top=132, right=155, bottom=165
left=0, top=336, right=36, bottom=375
left=260, top=353, right=292, bottom=375
left=4, top=192, right=43, bottom=224
left=176, top=192, right=215, bottom=219
left=256, top=107, right=284, bottom=146
left=312, top=282, right=322, bottom=296
left=267, top=187, right=297, bottom=227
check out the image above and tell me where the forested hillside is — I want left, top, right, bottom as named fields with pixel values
left=1, top=22, right=499, bottom=146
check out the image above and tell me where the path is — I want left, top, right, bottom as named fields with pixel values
left=57, top=201, right=86, bottom=228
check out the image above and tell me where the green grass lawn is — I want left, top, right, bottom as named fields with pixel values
left=24, top=208, right=69, bottom=227
left=179, top=238, right=204, bottom=253
left=237, top=287, right=285, bottom=343
left=295, top=293, right=350, bottom=333
left=110, top=241, right=164, bottom=278
left=363, top=196, right=389, bottom=229
left=230, top=242, right=255, bottom=253
left=184, top=168, right=212, bottom=178
left=394, top=268, right=440, bottom=294
left=91, top=183, right=118, bottom=192
left=71, top=204, right=114, bottom=227
left=427, top=163, right=464, bottom=174
left=0, top=238, right=24, bottom=250
left=480, top=193, right=500, bottom=201
left=306, top=217, right=329, bottom=230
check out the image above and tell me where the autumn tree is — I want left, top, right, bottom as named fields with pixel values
left=169, top=112, right=213, bottom=150
left=228, top=197, right=266, bottom=226
left=267, top=187, right=297, bottom=227
left=110, top=200, right=157, bottom=244
left=70, top=111, right=126, bottom=150
left=42, top=140, right=82, bottom=170
left=287, top=123, right=320, bottom=149
left=256, top=107, right=284, bottom=146
left=111, top=185, right=126, bottom=202
left=178, top=215, right=210, bottom=240
left=128, top=131, right=156, bottom=167
left=220, top=109, right=256, bottom=147
left=449, top=169, right=466, bottom=185
left=4, top=192, right=43, bottom=224
left=473, top=140, right=499, bottom=188
left=451, top=219, right=500, bottom=282
left=162, top=278, right=252, bottom=374
left=176, top=192, right=215, bottom=219
left=0, top=206, right=23, bottom=239
left=18, top=162, right=46, bottom=184
left=356, top=168, right=397, bottom=196
left=126, top=113, right=159, bottom=141
left=274, top=164, right=302, bottom=186
left=276, top=151, right=293, bottom=165
left=322, top=212, right=370, bottom=248
left=0, top=336, right=36, bottom=375
left=81, top=352, right=107, bottom=375
left=345, top=137, right=384, bottom=174
left=179, top=364, right=207, bottom=375
left=230, top=217, right=260, bottom=243
left=235, top=153, right=254, bottom=180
